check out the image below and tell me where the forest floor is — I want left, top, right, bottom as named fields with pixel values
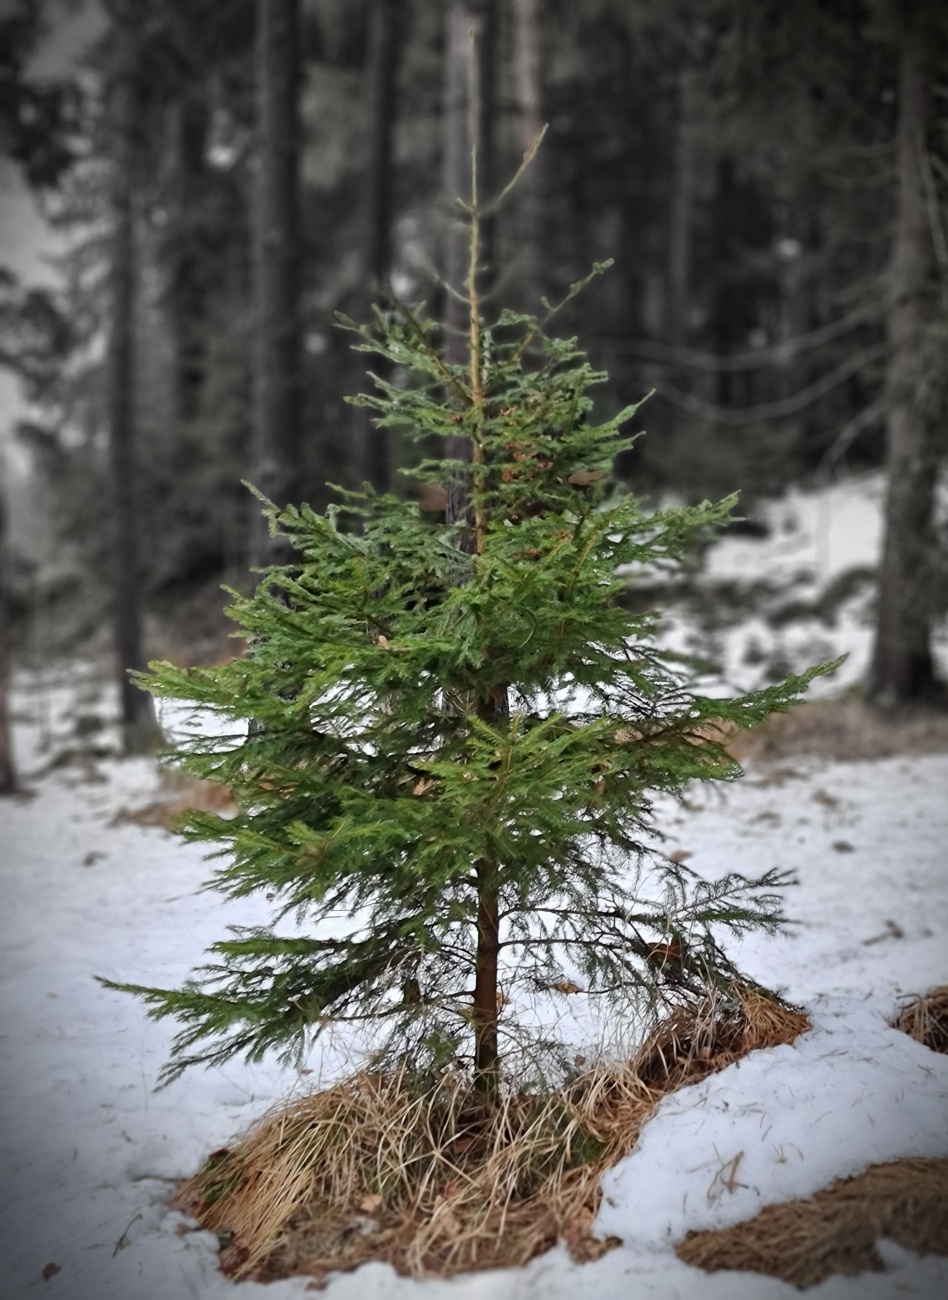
left=1, top=469, right=947, bottom=1300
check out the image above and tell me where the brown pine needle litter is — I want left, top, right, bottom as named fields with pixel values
left=173, top=985, right=809, bottom=1284
left=676, top=1157, right=948, bottom=1287
left=891, top=985, right=948, bottom=1055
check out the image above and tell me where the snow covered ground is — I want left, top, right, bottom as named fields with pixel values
left=1, top=475, right=947, bottom=1300
left=660, top=470, right=948, bottom=699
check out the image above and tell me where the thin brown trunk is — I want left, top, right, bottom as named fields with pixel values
left=251, top=0, right=303, bottom=567
left=868, top=22, right=941, bottom=705
left=472, top=856, right=500, bottom=1098
left=352, top=0, right=403, bottom=492
left=105, top=4, right=157, bottom=754
left=442, top=3, right=504, bottom=1096
left=512, top=0, right=544, bottom=313
left=0, top=488, right=15, bottom=794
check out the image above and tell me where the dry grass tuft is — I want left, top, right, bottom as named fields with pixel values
left=110, top=772, right=235, bottom=829
left=175, top=986, right=808, bottom=1284
left=727, top=696, right=948, bottom=763
left=891, top=986, right=948, bottom=1055
left=677, top=1156, right=948, bottom=1287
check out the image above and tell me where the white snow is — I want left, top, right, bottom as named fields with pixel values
left=657, top=469, right=948, bottom=701
left=2, top=475, right=947, bottom=1300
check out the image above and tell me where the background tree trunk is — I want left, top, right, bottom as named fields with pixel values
left=867, top=20, right=941, bottom=706
left=352, top=0, right=403, bottom=493
left=512, top=0, right=545, bottom=314
left=441, top=0, right=496, bottom=529
left=250, top=0, right=303, bottom=568
left=167, top=91, right=210, bottom=428
left=0, top=487, right=15, bottom=794
left=104, top=2, right=157, bottom=755
left=666, top=75, right=693, bottom=355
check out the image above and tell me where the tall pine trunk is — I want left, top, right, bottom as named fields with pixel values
left=167, top=92, right=210, bottom=427
left=666, top=76, right=693, bottom=355
left=0, top=488, right=15, bottom=794
left=512, top=0, right=545, bottom=313
left=441, top=0, right=496, bottom=517
left=251, top=0, right=303, bottom=568
left=105, top=3, right=157, bottom=755
left=352, top=0, right=403, bottom=493
left=867, top=22, right=941, bottom=705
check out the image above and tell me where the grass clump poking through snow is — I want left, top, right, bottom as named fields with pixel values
left=891, top=985, right=948, bottom=1055
left=676, top=1157, right=948, bottom=1286
left=175, top=986, right=808, bottom=1284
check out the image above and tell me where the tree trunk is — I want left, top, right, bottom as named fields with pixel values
left=512, top=0, right=545, bottom=313
left=867, top=22, right=941, bottom=706
left=352, top=0, right=403, bottom=493
left=442, top=1, right=503, bottom=1096
left=471, top=856, right=500, bottom=1098
left=105, top=3, right=158, bottom=755
left=251, top=0, right=303, bottom=568
left=666, top=76, right=693, bottom=354
left=0, top=488, right=16, bottom=794
left=167, top=91, right=210, bottom=427
left=441, top=0, right=496, bottom=531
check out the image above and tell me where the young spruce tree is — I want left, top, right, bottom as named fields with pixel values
left=104, top=178, right=834, bottom=1100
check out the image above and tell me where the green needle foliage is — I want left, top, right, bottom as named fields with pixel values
left=102, top=210, right=836, bottom=1096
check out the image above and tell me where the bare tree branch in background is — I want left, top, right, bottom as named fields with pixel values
left=656, top=342, right=888, bottom=425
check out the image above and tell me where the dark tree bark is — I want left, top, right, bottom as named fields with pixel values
left=665, top=76, right=694, bottom=354
left=352, top=0, right=403, bottom=493
left=512, top=0, right=545, bottom=313
left=166, top=91, right=211, bottom=427
left=471, top=853, right=501, bottom=1097
left=867, top=21, right=942, bottom=706
left=441, top=0, right=496, bottom=524
left=250, top=0, right=303, bottom=569
left=0, top=489, right=15, bottom=794
left=104, top=3, right=158, bottom=755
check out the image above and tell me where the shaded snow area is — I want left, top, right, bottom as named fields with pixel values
left=2, top=473, right=948, bottom=1300
left=657, top=470, right=948, bottom=699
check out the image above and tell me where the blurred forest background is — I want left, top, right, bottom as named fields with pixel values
left=0, top=0, right=946, bottom=765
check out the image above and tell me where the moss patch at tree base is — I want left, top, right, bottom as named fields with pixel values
left=677, top=1157, right=948, bottom=1287
left=175, top=988, right=808, bottom=1283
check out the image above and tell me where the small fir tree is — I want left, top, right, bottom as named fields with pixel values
left=103, top=200, right=834, bottom=1097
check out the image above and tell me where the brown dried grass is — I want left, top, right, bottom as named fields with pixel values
left=677, top=1156, right=948, bottom=1287
left=110, top=773, right=236, bottom=829
left=175, top=986, right=808, bottom=1284
left=727, top=696, right=948, bottom=763
left=891, top=986, right=948, bottom=1055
